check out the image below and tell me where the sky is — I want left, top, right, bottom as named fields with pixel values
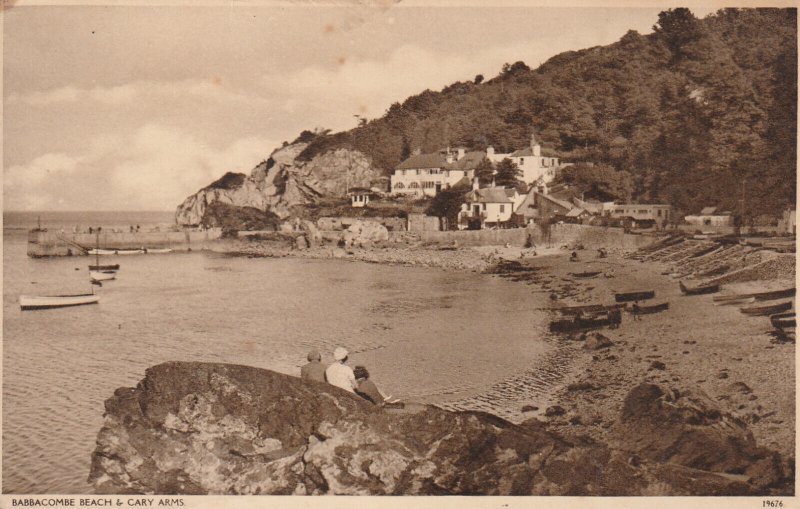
left=3, top=2, right=719, bottom=211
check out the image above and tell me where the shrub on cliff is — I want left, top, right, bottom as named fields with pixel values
left=201, top=202, right=280, bottom=231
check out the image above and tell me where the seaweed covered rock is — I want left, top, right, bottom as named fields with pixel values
left=89, top=363, right=791, bottom=495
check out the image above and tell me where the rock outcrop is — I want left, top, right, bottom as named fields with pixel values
left=175, top=143, right=381, bottom=226
left=88, top=362, right=792, bottom=495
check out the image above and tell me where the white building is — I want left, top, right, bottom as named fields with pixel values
left=486, top=134, right=560, bottom=185
left=458, top=180, right=525, bottom=229
left=390, top=148, right=484, bottom=197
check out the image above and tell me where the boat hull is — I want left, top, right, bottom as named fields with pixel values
left=89, top=264, right=119, bottom=271
left=740, top=300, right=793, bottom=317
left=88, top=249, right=144, bottom=255
left=89, top=271, right=116, bottom=281
left=614, top=290, right=655, bottom=302
left=628, top=302, right=669, bottom=314
left=679, top=281, right=720, bottom=295
left=20, top=294, right=99, bottom=310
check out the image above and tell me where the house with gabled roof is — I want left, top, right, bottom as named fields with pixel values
left=457, top=180, right=525, bottom=229
left=684, top=207, right=733, bottom=227
left=390, top=148, right=486, bottom=197
left=486, top=133, right=560, bottom=185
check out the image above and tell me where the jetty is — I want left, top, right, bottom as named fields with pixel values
left=27, top=228, right=223, bottom=257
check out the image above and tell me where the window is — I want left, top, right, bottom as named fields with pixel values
left=409, top=182, right=420, bottom=189
left=657, top=210, right=662, bottom=217
left=401, top=170, right=406, bottom=176
left=500, top=204, right=505, bottom=213
left=519, top=158, right=524, bottom=165
left=394, top=182, right=405, bottom=189
left=482, top=203, right=487, bottom=211
left=415, top=169, right=420, bottom=175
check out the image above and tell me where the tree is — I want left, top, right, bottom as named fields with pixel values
left=474, top=158, right=495, bottom=186
left=426, top=187, right=467, bottom=228
left=557, top=164, right=633, bottom=202
left=653, top=8, right=703, bottom=57
left=494, top=158, right=525, bottom=191
left=474, top=74, right=484, bottom=85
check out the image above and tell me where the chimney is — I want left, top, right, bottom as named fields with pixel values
left=487, top=146, right=495, bottom=159
left=531, top=133, right=541, bottom=157
left=446, top=153, right=454, bottom=164
left=412, top=147, right=422, bottom=155
left=457, top=148, right=465, bottom=160
left=472, top=177, right=480, bottom=191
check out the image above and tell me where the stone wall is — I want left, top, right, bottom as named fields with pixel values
left=27, top=229, right=223, bottom=257
left=418, top=224, right=655, bottom=249
left=407, top=213, right=442, bottom=232
left=317, top=216, right=406, bottom=232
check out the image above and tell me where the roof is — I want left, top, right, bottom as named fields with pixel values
left=395, top=150, right=486, bottom=171
left=464, top=187, right=516, bottom=203
left=566, top=207, right=588, bottom=217
left=537, top=191, right=573, bottom=211
left=509, top=147, right=535, bottom=157
left=701, top=206, right=718, bottom=215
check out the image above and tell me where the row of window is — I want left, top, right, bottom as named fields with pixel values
left=393, top=181, right=442, bottom=189
left=397, top=169, right=469, bottom=177
left=518, top=157, right=558, bottom=167
left=613, top=208, right=670, bottom=217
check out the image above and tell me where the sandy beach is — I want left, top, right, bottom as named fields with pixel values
left=220, top=235, right=795, bottom=463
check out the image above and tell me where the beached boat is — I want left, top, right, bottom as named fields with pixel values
left=753, top=287, right=796, bottom=301
left=740, top=300, right=793, bottom=317
left=712, top=287, right=795, bottom=302
left=614, top=290, right=655, bottom=302
left=679, top=281, right=720, bottom=296
left=770, top=312, right=796, bottom=329
left=713, top=296, right=755, bottom=306
left=569, top=271, right=602, bottom=279
left=89, top=270, right=116, bottom=281
left=549, top=313, right=619, bottom=333
left=628, top=301, right=669, bottom=314
left=20, top=293, right=99, bottom=310
left=144, top=248, right=172, bottom=254
left=555, top=303, right=624, bottom=316
left=88, top=264, right=120, bottom=271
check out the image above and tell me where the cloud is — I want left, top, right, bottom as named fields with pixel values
left=7, top=79, right=271, bottom=108
left=4, top=124, right=277, bottom=211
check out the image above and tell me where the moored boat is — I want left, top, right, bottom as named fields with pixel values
left=713, top=296, right=755, bottom=306
left=713, top=287, right=795, bottom=302
left=89, top=270, right=116, bottom=281
left=740, top=300, right=793, bottom=317
left=679, top=281, right=720, bottom=295
left=20, top=293, right=99, bottom=310
left=143, top=248, right=172, bottom=254
left=569, top=271, right=602, bottom=279
left=88, top=264, right=120, bottom=271
left=614, top=290, right=655, bottom=302
left=88, top=248, right=144, bottom=255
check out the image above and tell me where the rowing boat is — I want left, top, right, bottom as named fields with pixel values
left=569, top=271, right=602, bottom=279
left=614, top=290, right=655, bottom=302
left=555, top=303, right=624, bottom=316
left=740, top=300, right=793, bottom=317
left=88, top=264, right=119, bottom=271
left=770, top=312, right=796, bottom=329
left=679, top=281, right=720, bottom=295
left=713, top=287, right=795, bottom=302
left=89, top=270, right=116, bottom=281
left=549, top=312, right=619, bottom=333
left=20, top=294, right=99, bottom=310
left=628, top=301, right=669, bottom=314
left=713, top=296, right=755, bottom=306
left=88, top=248, right=144, bottom=255
left=144, top=248, right=172, bottom=254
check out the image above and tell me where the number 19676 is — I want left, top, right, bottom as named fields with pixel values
left=763, top=501, right=783, bottom=508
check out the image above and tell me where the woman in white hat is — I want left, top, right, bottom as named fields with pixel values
left=325, top=347, right=357, bottom=393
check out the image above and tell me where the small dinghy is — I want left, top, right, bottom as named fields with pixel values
left=88, top=264, right=119, bottom=271
left=770, top=312, right=796, bottom=329
left=679, top=281, right=720, bottom=296
left=740, top=299, right=793, bottom=317
left=143, top=248, right=172, bottom=254
left=569, top=271, right=602, bottom=279
left=556, top=303, right=624, bottom=316
left=88, top=248, right=144, bottom=255
left=614, top=290, right=655, bottom=302
left=628, top=301, right=669, bottom=314
left=549, top=312, right=619, bottom=333
left=89, top=270, right=116, bottom=281
left=20, top=293, right=99, bottom=310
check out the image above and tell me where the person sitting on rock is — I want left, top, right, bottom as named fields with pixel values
left=353, top=365, right=397, bottom=405
left=300, top=349, right=327, bottom=383
left=325, top=347, right=357, bottom=393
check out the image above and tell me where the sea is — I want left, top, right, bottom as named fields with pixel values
left=3, top=210, right=554, bottom=494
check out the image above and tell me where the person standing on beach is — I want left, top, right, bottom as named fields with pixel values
left=300, top=349, right=327, bottom=383
left=325, top=347, right=357, bottom=393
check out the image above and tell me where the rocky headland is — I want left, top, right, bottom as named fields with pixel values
left=89, top=361, right=792, bottom=495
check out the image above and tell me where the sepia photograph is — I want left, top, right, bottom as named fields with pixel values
left=2, top=0, right=797, bottom=502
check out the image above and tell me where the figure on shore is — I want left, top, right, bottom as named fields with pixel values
left=609, top=307, right=622, bottom=328
left=325, top=347, right=357, bottom=393
left=597, top=248, right=607, bottom=258
left=300, top=349, right=327, bottom=383
left=570, top=251, right=579, bottom=262
left=353, top=366, right=390, bottom=405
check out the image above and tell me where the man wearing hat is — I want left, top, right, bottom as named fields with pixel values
left=300, top=349, right=327, bottom=383
left=325, top=347, right=357, bottom=393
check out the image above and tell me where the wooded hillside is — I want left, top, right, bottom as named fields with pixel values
left=293, top=8, right=796, bottom=217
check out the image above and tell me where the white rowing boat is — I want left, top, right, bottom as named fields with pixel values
left=20, top=294, right=100, bottom=310
left=88, top=248, right=144, bottom=255
left=89, top=270, right=116, bottom=281
left=144, top=248, right=172, bottom=254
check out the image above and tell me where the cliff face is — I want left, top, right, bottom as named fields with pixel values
left=175, top=143, right=380, bottom=226
left=88, top=362, right=791, bottom=495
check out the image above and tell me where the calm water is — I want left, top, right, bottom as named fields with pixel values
left=3, top=211, right=552, bottom=493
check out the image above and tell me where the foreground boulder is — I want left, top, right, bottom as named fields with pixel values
left=89, top=362, right=791, bottom=495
